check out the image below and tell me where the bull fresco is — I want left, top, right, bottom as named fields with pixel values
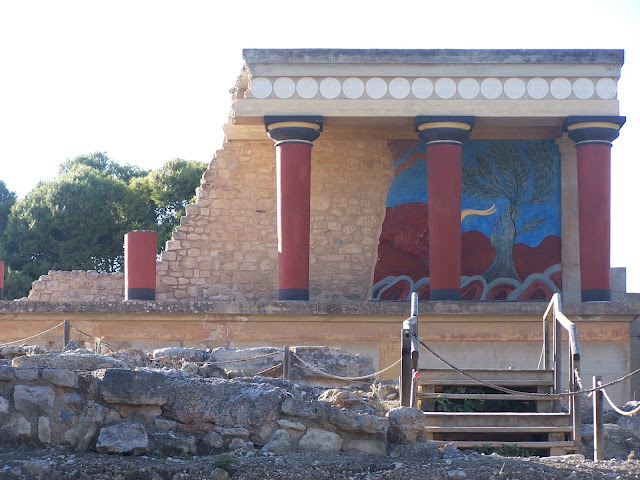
left=371, top=139, right=561, bottom=301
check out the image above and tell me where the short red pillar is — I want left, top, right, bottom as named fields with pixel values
left=124, top=230, right=157, bottom=301
left=564, top=116, right=625, bottom=302
left=265, top=116, right=323, bottom=301
left=416, top=116, right=475, bottom=300
left=0, top=260, right=4, bottom=300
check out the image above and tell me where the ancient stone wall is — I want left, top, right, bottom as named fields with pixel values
left=26, top=271, right=124, bottom=302
left=155, top=138, right=393, bottom=302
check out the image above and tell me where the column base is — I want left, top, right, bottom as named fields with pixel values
left=126, top=288, right=156, bottom=301
left=278, top=288, right=309, bottom=301
left=430, top=289, right=461, bottom=301
left=581, top=289, right=611, bottom=302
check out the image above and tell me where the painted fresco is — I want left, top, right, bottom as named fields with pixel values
left=371, top=140, right=561, bottom=301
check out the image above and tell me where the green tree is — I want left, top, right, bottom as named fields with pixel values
left=462, top=141, right=555, bottom=282
left=0, top=180, right=17, bottom=259
left=139, top=159, right=208, bottom=249
left=2, top=154, right=207, bottom=299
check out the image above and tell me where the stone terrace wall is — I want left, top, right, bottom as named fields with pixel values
left=156, top=139, right=393, bottom=302
left=26, top=271, right=124, bottom=302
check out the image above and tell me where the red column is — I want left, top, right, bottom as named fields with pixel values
left=416, top=116, right=475, bottom=300
left=124, top=230, right=157, bottom=301
left=0, top=260, right=4, bottom=300
left=266, top=116, right=323, bottom=301
left=564, top=116, right=625, bottom=302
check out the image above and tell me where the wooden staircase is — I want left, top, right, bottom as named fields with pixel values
left=400, top=294, right=582, bottom=456
left=417, top=368, right=575, bottom=455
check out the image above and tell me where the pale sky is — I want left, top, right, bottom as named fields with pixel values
left=0, top=0, right=638, bottom=292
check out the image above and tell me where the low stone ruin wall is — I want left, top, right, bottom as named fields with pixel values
left=0, top=345, right=427, bottom=457
left=25, top=271, right=124, bottom=302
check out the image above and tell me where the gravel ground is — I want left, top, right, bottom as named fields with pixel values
left=2, top=446, right=640, bottom=480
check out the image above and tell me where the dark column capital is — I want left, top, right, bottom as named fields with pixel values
left=415, top=116, right=475, bottom=145
left=563, top=115, right=626, bottom=146
left=265, top=115, right=323, bottom=145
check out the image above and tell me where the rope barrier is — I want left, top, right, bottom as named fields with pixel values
left=291, top=352, right=402, bottom=381
left=190, top=351, right=282, bottom=366
left=0, top=321, right=65, bottom=347
left=601, top=388, right=640, bottom=416
left=253, top=362, right=283, bottom=377
left=71, top=326, right=122, bottom=352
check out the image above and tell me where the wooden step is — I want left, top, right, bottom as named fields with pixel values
left=421, top=412, right=570, bottom=428
left=418, top=393, right=549, bottom=401
left=431, top=440, right=574, bottom=450
left=418, top=368, right=553, bottom=387
left=423, top=425, right=572, bottom=433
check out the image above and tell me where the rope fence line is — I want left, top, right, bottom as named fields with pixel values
left=291, top=352, right=402, bottom=381
left=0, top=321, right=66, bottom=347
left=189, top=351, right=281, bottom=366
left=602, top=388, right=640, bottom=417
left=416, top=335, right=640, bottom=400
left=71, top=326, right=122, bottom=352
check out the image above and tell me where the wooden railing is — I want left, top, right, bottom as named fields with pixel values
left=542, top=293, right=582, bottom=452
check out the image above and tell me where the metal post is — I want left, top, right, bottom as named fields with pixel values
left=593, top=376, right=604, bottom=461
left=63, top=319, right=70, bottom=348
left=400, top=327, right=412, bottom=407
left=283, top=345, right=290, bottom=381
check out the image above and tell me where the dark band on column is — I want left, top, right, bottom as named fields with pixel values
left=430, top=289, right=461, bottom=301
left=581, top=289, right=611, bottom=302
left=278, top=288, right=309, bottom=301
left=127, top=288, right=156, bottom=301
left=0, top=288, right=3, bottom=301
left=415, top=116, right=475, bottom=144
left=265, top=115, right=323, bottom=143
left=563, top=116, right=626, bottom=145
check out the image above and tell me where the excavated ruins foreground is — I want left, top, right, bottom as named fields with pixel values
left=1, top=344, right=640, bottom=479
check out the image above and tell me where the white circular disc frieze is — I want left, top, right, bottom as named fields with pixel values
left=250, top=77, right=272, bottom=99
left=412, top=78, right=433, bottom=99
left=389, top=77, right=410, bottom=99
left=296, top=77, right=318, bottom=99
left=527, top=78, right=549, bottom=99
left=481, top=78, right=503, bottom=99
left=273, top=77, right=296, bottom=99
left=319, top=77, right=341, bottom=99
left=573, top=78, right=595, bottom=100
left=366, top=77, right=387, bottom=99
left=435, top=78, right=456, bottom=99
left=504, top=78, right=526, bottom=99
left=550, top=78, right=572, bottom=99
left=596, top=78, right=617, bottom=99
left=343, top=77, right=365, bottom=99
left=458, top=78, right=480, bottom=99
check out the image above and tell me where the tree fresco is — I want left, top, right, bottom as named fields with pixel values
left=462, top=141, right=555, bottom=283
left=372, top=139, right=561, bottom=301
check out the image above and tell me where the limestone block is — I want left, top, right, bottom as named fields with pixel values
left=14, top=385, right=55, bottom=415
left=201, top=431, right=224, bottom=451
left=96, top=422, right=148, bottom=455
left=277, top=419, right=306, bottom=431
left=95, top=369, right=171, bottom=405
left=387, top=407, right=428, bottom=444
left=149, top=430, right=197, bottom=456
left=261, top=429, right=293, bottom=454
left=329, top=407, right=389, bottom=434
left=42, top=368, right=78, bottom=388
left=346, top=439, right=387, bottom=456
left=0, top=366, right=16, bottom=381
left=3, top=415, right=31, bottom=440
left=281, top=398, right=331, bottom=421
left=0, top=395, right=9, bottom=413
left=13, top=353, right=126, bottom=371
left=38, top=416, right=51, bottom=443
left=15, top=368, right=39, bottom=380
left=298, top=428, right=342, bottom=453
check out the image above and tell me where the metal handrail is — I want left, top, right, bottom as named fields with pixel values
left=542, top=293, right=582, bottom=452
left=400, top=292, right=419, bottom=407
